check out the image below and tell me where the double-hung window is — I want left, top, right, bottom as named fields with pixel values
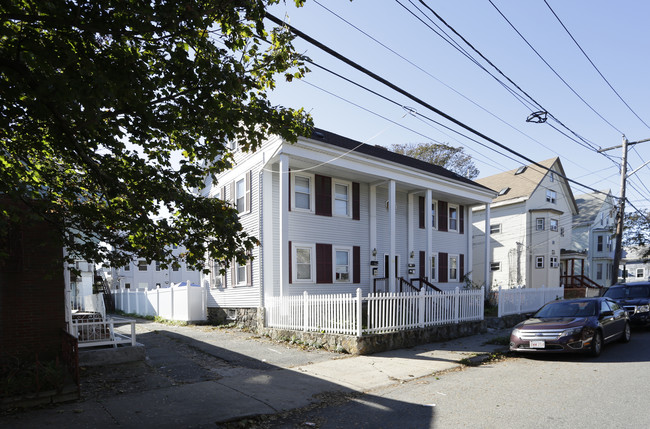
left=138, top=260, right=147, bottom=271
left=333, top=180, right=351, bottom=217
left=546, top=190, right=557, bottom=204
left=293, top=243, right=315, bottom=282
left=535, top=256, right=544, bottom=268
left=536, top=218, right=545, bottom=231
left=293, top=174, right=313, bottom=211
left=235, top=178, right=246, bottom=213
left=596, top=263, right=603, bottom=280
left=550, top=219, right=558, bottom=231
left=550, top=256, right=559, bottom=268
left=431, top=202, right=437, bottom=229
left=430, top=253, right=437, bottom=281
left=448, top=255, right=458, bottom=281
left=235, top=260, right=247, bottom=285
left=597, top=236, right=603, bottom=252
left=490, top=224, right=501, bottom=234
left=491, top=262, right=501, bottom=271
left=334, top=247, right=351, bottom=282
left=448, top=205, right=458, bottom=232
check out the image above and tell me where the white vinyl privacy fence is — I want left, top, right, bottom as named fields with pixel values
left=265, top=287, right=484, bottom=336
left=497, top=285, right=564, bottom=317
left=114, top=284, right=207, bottom=322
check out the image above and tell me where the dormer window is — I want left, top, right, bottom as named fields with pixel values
left=498, top=187, right=510, bottom=196
left=515, top=166, right=527, bottom=175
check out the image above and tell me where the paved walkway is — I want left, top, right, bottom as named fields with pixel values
left=0, top=320, right=511, bottom=428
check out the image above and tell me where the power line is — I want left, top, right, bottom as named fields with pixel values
left=487, top=0, right=624, bottom=135
left=543, top=0, right=650, bottom=130
left=264, top=11, right=614, bottom=200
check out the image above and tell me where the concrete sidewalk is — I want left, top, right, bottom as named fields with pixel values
left=0, top=322, right=511, bottom=428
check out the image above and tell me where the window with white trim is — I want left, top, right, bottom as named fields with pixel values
left=449, top=255, right=459, bottom=281
left=334, top=247, right=351, bottom=282
left=292, top=174, right=313, bottom=211
left=235, top=177, right=246, bottom=213
left=597, top=236, right=603, bottom=252
left=550, top=219, right=558, bottom=232
left=550, top=256, right=558, bottom=268
left=448, top=205, right=458, bottom=232
left=235, top=260, right=246, bottom=285
left=333, top=180, right=351, bottom=217
left=535, top=256, right=544, bottom=268
left=490, top=262, right=501, bottom=271
left=138, top=260, right=147, bottom=271
left=431, top=202, right=437, bottom=229
left=596, top=263, right=603, bottom=280
left=155, top=261, right=161, bottom=272
left=124, top=264, right=130, bottom=272
left=560, top=227, right=565, bottom=237
left=536, top=218, right=545, bottom=231
left=293, top=243, right=315, bottom=282
left=490, top=224, right=501, bottom=234
left=210, top=259, right=223, bottom=288
left=636, top=268, right=644, bottom=278
left=430, top=253, right=437, bottom=281
left=546, top=190, right=557, bottom=204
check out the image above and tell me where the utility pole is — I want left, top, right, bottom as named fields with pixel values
left=599, top=136, right=650, bottom=283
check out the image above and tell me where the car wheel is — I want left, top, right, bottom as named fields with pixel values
left=590, top=330, right=602, bottom=357
left=620, top=322, right=631, bottom=343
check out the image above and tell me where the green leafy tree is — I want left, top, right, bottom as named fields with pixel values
left=1, top=0, right=312, bottom=270
left=623, top=209, right=650, bottom=259
left=390, top=142, right=479, bottom=179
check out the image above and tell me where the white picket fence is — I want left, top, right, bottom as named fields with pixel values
left=497, top=285, right=564, bottom=317
left=265, top=287, right=484, bottom=337
left=114, top=284, right=207, bottom=322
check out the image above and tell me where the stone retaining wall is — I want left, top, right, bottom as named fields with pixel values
left=207, top=307, right=259, bottom=329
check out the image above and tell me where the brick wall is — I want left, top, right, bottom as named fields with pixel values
left=0, top=199, right=66, bottom=361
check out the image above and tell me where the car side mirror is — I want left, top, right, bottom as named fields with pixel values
left=600, top=310, right=613, bottom=318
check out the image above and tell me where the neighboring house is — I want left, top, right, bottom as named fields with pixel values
left=621, top=246, right=650, bottom=282
left=67, top=258, right=95, bottom=309
left=570, top=190, right=616, bottom=287
left=472, top=158, right=579, bottom=290
left=201, top=128, right=495, bottom=321
left=112, top=246, right=200, bottom=290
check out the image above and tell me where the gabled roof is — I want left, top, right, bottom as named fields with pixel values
left=474, top=158, right=559, bottom=204
left=307, top=128, right=492, bottom=192
left=574, top=190, right=612, bottom=225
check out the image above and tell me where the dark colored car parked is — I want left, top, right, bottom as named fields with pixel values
left=602, top=282, right=650, bottom=327
left=509, top=297, right=630, bottom=357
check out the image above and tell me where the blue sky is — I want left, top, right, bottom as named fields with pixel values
left=266, top=1, right=650, bottom=211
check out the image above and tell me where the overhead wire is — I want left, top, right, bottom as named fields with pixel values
left=265, top=11, right=614, bottom=200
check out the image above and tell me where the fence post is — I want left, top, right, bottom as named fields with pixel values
left=454, top=287, right=460, bottom=324
left=171, top=286, right=175, bottom=320
left=497, top=286, right=502, bottom=318
left=517, top=286, right=522, bottom=315
left=418, top=288, right=425, bottom=328
left=127, top=289, right=131, bottom=314
left=356, top=288, right=363, bottom=337
left=155, top=287, right=160, bottom=317
left=187, top=283, right=191, bottom=321
left=303, top=291, right=308, bottom=332
left=480, top=286, right=485, bottom=320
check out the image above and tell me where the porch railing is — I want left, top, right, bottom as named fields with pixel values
left=266, top=287, right=484, bottom=337
left=71, top=314, right=137, bottom=348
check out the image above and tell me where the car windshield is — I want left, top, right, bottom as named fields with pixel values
left=604, top=285, right=650, bottom=299
left=534, top=301, right=596, bottom=318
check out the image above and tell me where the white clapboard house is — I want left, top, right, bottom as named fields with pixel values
left=202, top=129, right=496, bottom=321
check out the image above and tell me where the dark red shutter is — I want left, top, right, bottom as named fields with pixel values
left=459, top=254, right=465, bottom=281
left=315, top=175, right=332, bottom=217
left=288, top=241, right=292, bottom=284
left=316, top=243, right=333, bottom=283
left=288, top=169, right=291, bottom=211
left=419, top=251, right=426, bottom=278
left=459, top=205, right=465, bottom=234
left=438, top=201, right=448, bottom=232
left=353, top=246, right=361, bottom=283
left=352, top=182, right=360, bottom=220
left=439, top=252, right=448, bottom=283
left=418, top=196, right=425, bottom=229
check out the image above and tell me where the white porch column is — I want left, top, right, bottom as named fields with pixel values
left=262, top=166, right=274, bottom=300
left=425, top=189, right=432, bottom=280
left=484, top=203, right=491, bottom=298
left=369, top=184, right=377, bottom=281
left=466, top=205, right=473, bottom=284
left=388, top=180, right=396, bottom=293
left=279, top=154, right=289, bottom=297
left=407, top=192, right=414, bottom=278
